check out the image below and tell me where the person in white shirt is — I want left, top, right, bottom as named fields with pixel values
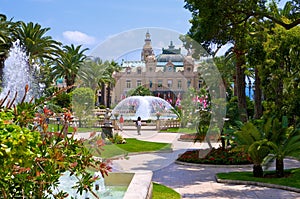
left=136, top=116, right=142, bottom=135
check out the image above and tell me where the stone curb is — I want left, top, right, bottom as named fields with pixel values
left=175, top=160, right=300, bottom=193
left=175, top=160, right=253, bottom=168
left=215, top=176, right=300, bottom=193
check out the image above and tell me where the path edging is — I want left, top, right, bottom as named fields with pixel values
left=175, top=160, right=253, bottom=168
left=215, top=176, right=300, bottom=193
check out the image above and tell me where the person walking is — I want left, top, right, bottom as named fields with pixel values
left=119, top=114, right=124, bottom=132
left=136, top=116, right=142, bottom=135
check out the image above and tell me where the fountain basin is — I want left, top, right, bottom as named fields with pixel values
left=112, top=96, right=178, bottom=121
left=107, top=171, right=153, bottom=199
left=57, top=171, right=153, bottom=199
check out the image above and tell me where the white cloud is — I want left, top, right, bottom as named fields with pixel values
left=63, top=31, right=96, bottom=45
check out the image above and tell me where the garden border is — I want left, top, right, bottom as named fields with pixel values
left=175, top=160, right=253, bottom=168
left=215, top=176, right=300, bottom=193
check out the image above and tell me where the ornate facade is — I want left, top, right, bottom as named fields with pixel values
left=112, top=31, right=201, bottom=106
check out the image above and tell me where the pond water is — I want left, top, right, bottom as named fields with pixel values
left=54, top=171, right=127, bottom=199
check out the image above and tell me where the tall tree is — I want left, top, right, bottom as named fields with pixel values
left=184, top=0, right=300, bottom=122
left=261, top=23, right=300, bottom=121
left=0, top=14, right=18, bottom=84
left=77, top=57, right=107, bottom=90
left=13, top=21, right=61, bottom=65
left=77, top=57, right=108, bottom=106
left=52, top=44, right=88, bottom=92
left=184, top=0, right=256, bottom=121
left=103, top=60, right=121, bottom=107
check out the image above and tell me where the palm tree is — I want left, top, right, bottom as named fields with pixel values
left=234, top=121, right=270, bottom=177
left=262, top=117, right=300, bottom=177
left=77, top=57, right=107, bottom=106
left=127, top=85, right=152, bottom=96
left=0, top=14, right=18, bottom=84
left=77, top=57, right=106, bottom=90
left=13, top=21, right=61, bottom=65
left=103, top=60, right=121, bottom=107
left=95, top=60, right=121, bottom=107
left=52, top=44, right=88, bottom=92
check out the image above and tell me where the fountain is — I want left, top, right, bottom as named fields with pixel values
left=0, top=40, right=36, bottom=103
left=55, top=171, right=127, bottom=199
left=112, top=96, right=178, bottom=120
left=56, top=171, right=153, bottom=199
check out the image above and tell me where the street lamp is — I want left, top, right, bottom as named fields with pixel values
left=56, top=117, right=61, bottom=131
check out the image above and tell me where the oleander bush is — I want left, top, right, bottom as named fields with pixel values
left=0, top=87, right=111, bottom=198
left=177, top=147, right=252, bottom=165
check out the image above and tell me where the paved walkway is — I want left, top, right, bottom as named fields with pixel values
left=76, top=126, right=300, bottom=199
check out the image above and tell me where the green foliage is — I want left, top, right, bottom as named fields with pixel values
left=13, top=21, right=61, bottom=64
left=261, top=25, right=300, bottom=123
left=234, top=121, right=270, bottom=165
left=195, top=109, right=211, bottom=143
left=234, top=116, right=300, bottom=177
left=87, top=138, right=171, bottom=159
left=0, top=89, right=110, bottom=198
left=115, top=138, right=171, bottom=152
left=109, top=133, right=126, bottom=144
left=43, top=87, right=72, bottom=111
left=72, top=87, right=95, bottom=123
left=180, top=88, right=210, bottom=128
left=53, top=91, right=72, bottom=110
left=127, top=85, right=153, bottom=96
left=52, top=44, right=88, bottom=92
left=159, top=127, right=196, bottom=134
left=152, top=183, right=181, bottom=199
left=217, top=168, right=300, bottom=189
left=177, top=148, right=252, bottom=165
left=260, top=117, right=300, bottom=177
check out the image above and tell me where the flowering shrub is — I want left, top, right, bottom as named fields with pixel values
left=179, top=133, right=219, bottom=142
left=0, top=87, right=111, bottom=198
left=109, top=133, right=126, bottom=144
left=177, top=147, right=252, bottom=165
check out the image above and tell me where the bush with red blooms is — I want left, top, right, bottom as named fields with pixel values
left=177, top=147, right=252, bottom=165
left=0, top=86, right=111, bottom=198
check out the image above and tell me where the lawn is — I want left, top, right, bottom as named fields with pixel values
left=152, top=182, right=181, bottom=199
left=160, top=127, right=196, bottom=134
left=48, top=123, right=98, bottom=133
left=88, top=138, right=172, bottom=159
left=216, top=168, right=300, bottom=189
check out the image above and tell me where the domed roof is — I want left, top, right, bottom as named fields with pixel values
left=156, top=53, right=185, bottom=62
left=156, top=41, right=184, bottom=62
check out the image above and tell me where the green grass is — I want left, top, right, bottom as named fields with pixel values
left=216, top=168, right=300, bottom=189
left=160, top=127, right=196, bottom=134
left=48, top=123, right=98, bottom=133
left=152, top=182, right=181, bottom=199
left=89, top=138, right=172, bottom=159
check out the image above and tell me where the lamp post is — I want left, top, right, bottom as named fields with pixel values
left=56, top=117, right=61, bottom=131
left=156, top=111, right=161, bottom=130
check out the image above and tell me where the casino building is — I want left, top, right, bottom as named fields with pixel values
left=111, top=31, right=201, bottom=107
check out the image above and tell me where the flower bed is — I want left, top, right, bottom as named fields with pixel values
left=178, top=133, right=219, bottom=142
left=177, top=147, right=252, bottom=165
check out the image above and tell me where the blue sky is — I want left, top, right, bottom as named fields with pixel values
left=1, top=0, right=288, bottom=58
left=1, top=0, right=191, bottom=53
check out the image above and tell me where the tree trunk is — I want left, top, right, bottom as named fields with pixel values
left=106, top=85, right=111, bottom=108
left=100, top=82, right=105, bottom=106
left=254, top=67, right=263, bottom=119
left=276, top=158, right=284, bottom=177
left=233, top=74, right=237, bottom=97
left=0, top=59, right=4, bottom=88
left=235, top=49, right=248, bottom=122
left=253, top=164, right=263, bottom=177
